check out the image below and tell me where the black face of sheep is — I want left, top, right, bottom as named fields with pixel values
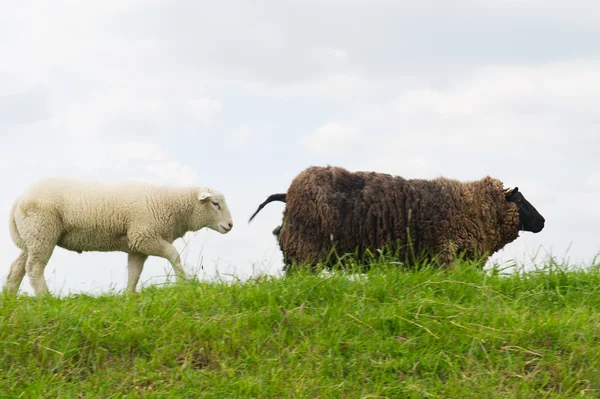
left=505, top=187, right=545, bottom=233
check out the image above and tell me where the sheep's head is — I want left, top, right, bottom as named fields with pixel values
left=196, top=188, right=234, bottom=234
left=504, top=187, right=545, bottom=233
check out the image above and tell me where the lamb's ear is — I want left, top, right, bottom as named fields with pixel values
left=504, top=187, right=518, bottom=197
left=198, top=190, right=213, bottom=201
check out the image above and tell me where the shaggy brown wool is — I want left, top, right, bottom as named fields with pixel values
left=277, top=165, right=521, bottom=270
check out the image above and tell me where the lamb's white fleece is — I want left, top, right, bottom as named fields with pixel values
left=4, top=178, right=234, bottom=297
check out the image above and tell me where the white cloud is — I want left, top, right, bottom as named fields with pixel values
left=588, top=173, right=600, bottom=188
left=222, top=72, right=388, bottom=100
left=300, top=122, right=361, bottom=155
left=227, top=125, right=252, bottom=148
left=288, top=73, right=373, bottom=99
left=143, top=161, right=199, bottom=187
left=55, top=91, right=223, bottom=139
left=187, top=98, right=223, bottom=128
left=2, top=136, right=199, bottom=188
left=310, top=47, right=348, bottom=64
left=357, top=156, right=436, bottom=179
left=310, top=59, right=600, bottom=161
left=115, top=142, right=167, bottom=163
left=107, top=141, right=199, bottom=186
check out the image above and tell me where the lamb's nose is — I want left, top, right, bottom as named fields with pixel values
left=228, top=222, right=234, bottom=229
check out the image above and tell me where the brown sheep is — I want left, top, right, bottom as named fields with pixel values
left=249, top=165, right=545, bottom=273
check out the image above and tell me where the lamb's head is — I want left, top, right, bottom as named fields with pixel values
left=194, top=188, right=234, bottom=234
left=504, top=187, right=545, bottom=233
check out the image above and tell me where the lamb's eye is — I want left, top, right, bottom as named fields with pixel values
left=212, top=201, right=220, bottom=209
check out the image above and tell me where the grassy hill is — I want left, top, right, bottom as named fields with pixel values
left=2, top=258, right=600, bottom=398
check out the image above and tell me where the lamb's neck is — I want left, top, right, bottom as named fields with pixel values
left=169, top=189, right=197, bottom=238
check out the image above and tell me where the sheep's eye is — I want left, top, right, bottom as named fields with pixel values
left=212, top=201, right=220, bottom=209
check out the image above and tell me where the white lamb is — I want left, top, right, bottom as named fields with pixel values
left=3, top=177, right=234, bottom=297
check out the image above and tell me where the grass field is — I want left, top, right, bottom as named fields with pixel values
left=2, top=256, right=600, bottom=398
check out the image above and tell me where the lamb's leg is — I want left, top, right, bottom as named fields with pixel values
left=3, top=251, right=28, bottom=296
left=18, top=213, right=61, bottom=297
left=25, top=247, right=55, bottom=297
left=127, top=252, right=148, bottom=293
left=132, top=237, right=187, bottom=282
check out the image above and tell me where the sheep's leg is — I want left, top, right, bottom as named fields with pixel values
left=133, top=238, right=187, bottom=283
left=437, top=246, right=456, bottom=269
left=3, top=251, right=28, bottom=296
left=18, top=213, right=61, bottom=297
left=126, top=252, right=148, bottom=293
left=25, top=247, right=55, bottom=297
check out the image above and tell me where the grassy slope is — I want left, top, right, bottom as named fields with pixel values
left=1, top=260, right=600, bottom=399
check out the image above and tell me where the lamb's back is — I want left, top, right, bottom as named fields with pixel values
left=19, top=178, right=157, bottom=230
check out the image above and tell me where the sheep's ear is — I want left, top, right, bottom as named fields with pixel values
left=198, top=190, right=213, bottom=201
left=504, top=187, right=518, bottom=196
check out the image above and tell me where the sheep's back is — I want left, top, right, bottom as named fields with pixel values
left=279, top=166, right=452, bottom=264
left=17, top=178, right=166, bottom=236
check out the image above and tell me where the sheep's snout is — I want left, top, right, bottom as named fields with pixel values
left=219, top=221, right=234, bottom=233
left=529, top=218, right=545, bottom=233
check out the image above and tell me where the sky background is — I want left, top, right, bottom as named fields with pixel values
left=1, top=0, right=599, bottom=296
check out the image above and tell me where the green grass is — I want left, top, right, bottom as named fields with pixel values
left=2, top=257, right=600, bottom=398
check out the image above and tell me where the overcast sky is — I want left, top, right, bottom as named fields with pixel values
left=2, top=0, right=599, bottom=296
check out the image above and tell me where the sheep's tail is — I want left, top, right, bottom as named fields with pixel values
left=9, top=200, right=25, bottom=250
left=248, top=193, right=287, bottom=222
